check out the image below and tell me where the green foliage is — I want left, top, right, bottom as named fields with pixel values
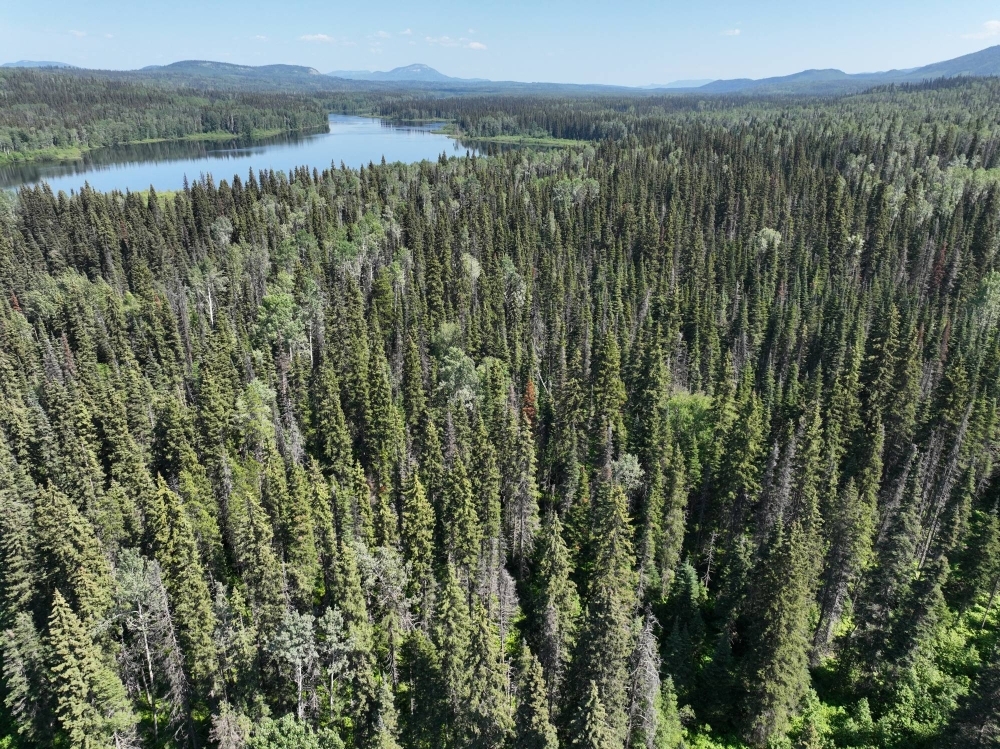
left=0, top=69, right=327, bottom=163
left=2, top=76, right=1000, bottom=749
left=247, top=713, right=344, bottom=749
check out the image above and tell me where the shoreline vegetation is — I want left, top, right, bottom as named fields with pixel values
left=0, top=68, right=329, bottom=169
left=442, top=125, right=586, bottom=148
left=0, top=116, right=584, bottom=173
left=0, top=125, right=325, bottom=168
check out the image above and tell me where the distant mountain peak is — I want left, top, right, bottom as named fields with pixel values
left=643, top=78, right=716, bottom=89
left=327, top=64, right=482, bottom=83
left=2, top=60, right=76, bottom=69
left=695, top=44, right=1000, bottom=94
left=142, top=60, right=321, bottom=75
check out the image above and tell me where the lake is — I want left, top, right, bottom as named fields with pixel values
left=0, top=115, right=476, bottom=194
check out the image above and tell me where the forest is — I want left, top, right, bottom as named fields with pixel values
left=1, top=76, right=1000, bottom=748
left=0, top=69, right=329, bottom=165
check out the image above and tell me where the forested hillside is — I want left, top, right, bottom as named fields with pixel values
left=1, top=78, right=1000, bottom=749
left=0, top=70, right=329, bottom=165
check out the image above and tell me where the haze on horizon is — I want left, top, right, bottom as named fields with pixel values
left=2, top=0, right=1000, bottom=87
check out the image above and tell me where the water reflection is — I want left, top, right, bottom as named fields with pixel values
left=1, top=115, right=476, bottom=194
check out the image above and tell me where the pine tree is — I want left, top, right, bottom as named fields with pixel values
left=35, top=482, right=113, bottom=625
left=47, top=589, right=137, bottom=747
left=466, top=601, right=515, bottom=748
left=531, top=511, right=580, bottom=712
left=441, top=454, right=482, bottom=584
left=740, top=519, right=816, bottom=747
left=316, top=605, right=349, bottom=721
left=570, top=468, right=638, bottom=746
left=2, top=612, right=46, bottom=742
left=431, top=565, right=473, bottom=744
left=149, top=476, right=219, bottom=689
left=567, top=680, right=615, bottom=749
left=401, top=471, right=436, bottom=624
left=269, top=607, right=319, bottom=721
left=514, top=643, right=559, bottom=749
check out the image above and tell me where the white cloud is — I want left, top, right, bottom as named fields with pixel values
left=400, top=28, right=413, bottom=35
left=300, top=33, right=333, bottom=43
left=468, top=28, right=477, bottom=34
left=69, top=29, right=86, bottom=37
left=426, top=34, right=486, bottom=50
left=105, top=33, right=114, bottom=39
left=252, top=34, right=268, bottom=41
left=426, top=35, right=460, bottom=47
left=963, top=20, right=1000, bottom=39
left=721, top=28, right=741, bottom=36
left=375, top=30, right=391, bottom=38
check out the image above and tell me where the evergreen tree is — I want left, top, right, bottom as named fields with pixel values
left=35, top=482, right=113, bottom=625
left=47, top=590, right=137, bottom=747
left=570, top=468, right=638, bottom=745
left=567, top=680, right=615, bottom=749
left=466, top=601, right=515, bottom=747
left=431, top=565, right=473, bottom=745
left=441, top=454, right=482, bottom=584
left=2, top=612, right=46, bottom=743
left=531, top=511, right=581, bottom=712
left=149, top=476, right=219, bottom=689
left=514, top=643, right=560, bottom=749
left=401, top=471, right=436, bottom=624
left=740, top=520, right=817, bottom=747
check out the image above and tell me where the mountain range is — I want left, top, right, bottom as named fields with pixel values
left=689, top=44, right=1000, bottom=94
left=1, top=60, right=76, bottom=68
left=327, top=63, right=486, bottom=83
left=327, top=45, right=1000, bottom=92
left=3, top=45, right=1000, bottom=94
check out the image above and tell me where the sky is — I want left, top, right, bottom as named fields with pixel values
left=2, top=1, right=1000, bottom=86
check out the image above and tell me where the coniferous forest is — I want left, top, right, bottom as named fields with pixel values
left=0, top=69, right=329, bottom=165
left=2, top=77, right=1000, bottom=748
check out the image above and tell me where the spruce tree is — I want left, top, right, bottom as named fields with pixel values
left=47, top=590, right=137, bottom=747
left=567, top=680, right=615, bottom=749
left=740, top=520, right=816, bottom=747
left=531, top=511, right=580, bottom=712
left=570, top=467, right=638, bottom=746
left=514, top=643, right=559, bottom=749
left=35, top=482, right=113, bottom=625
left=441, top=454, right=482, bottom=584
left=401, top=471, right=436, bottom=624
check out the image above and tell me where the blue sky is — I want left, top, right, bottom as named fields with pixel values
left=2, top=1, right=999, bottom=86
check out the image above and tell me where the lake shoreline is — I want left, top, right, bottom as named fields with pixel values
left=1, top=114, right=474, bottom=194
left=0, top=124, right=330, bottom=169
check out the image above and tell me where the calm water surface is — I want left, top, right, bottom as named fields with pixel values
left=0, top=115, right=476, bottom=194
